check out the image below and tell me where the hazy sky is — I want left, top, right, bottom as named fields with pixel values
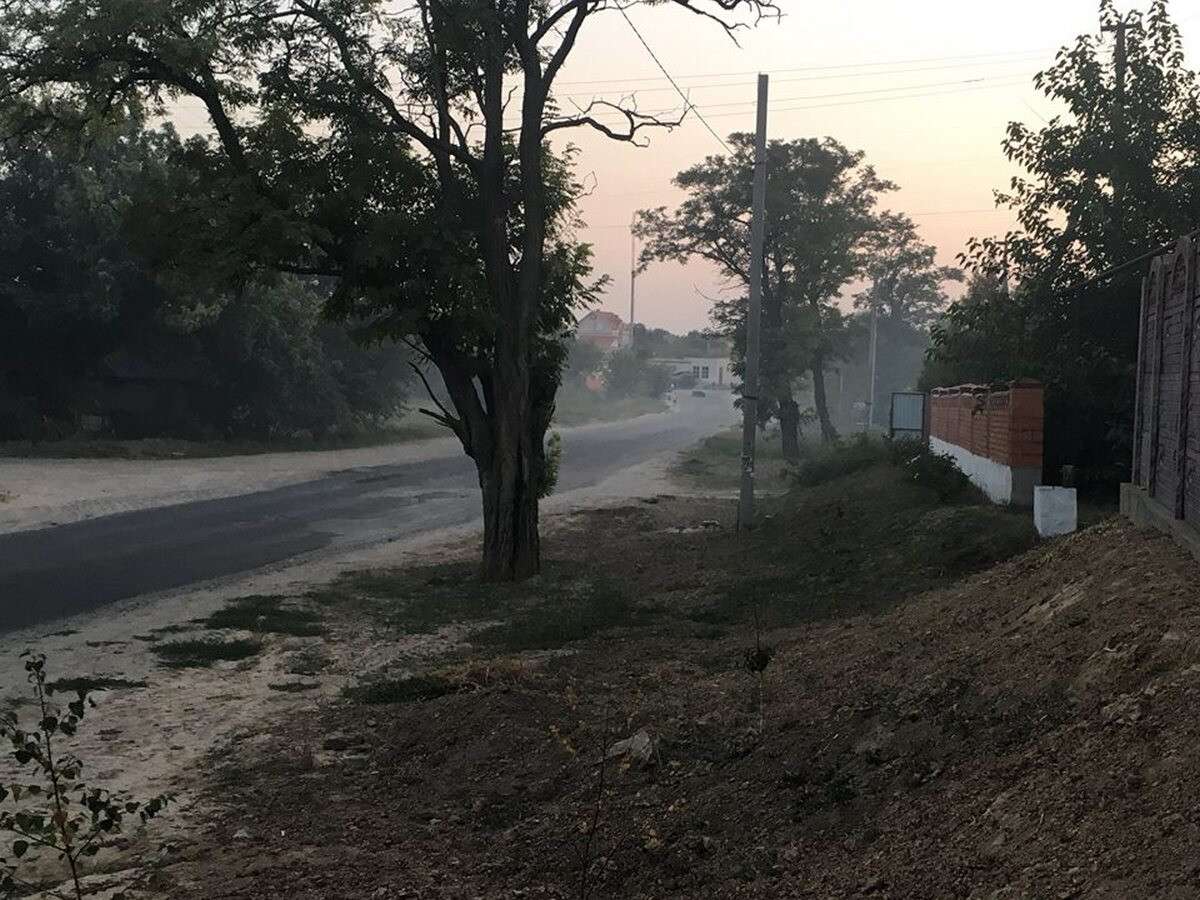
left=160, top=3, right=1200, bottom=333
left=551, top=1, right=1200, bottom=333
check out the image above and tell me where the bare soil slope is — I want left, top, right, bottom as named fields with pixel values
left=150, top=493, right=1200, bottom=899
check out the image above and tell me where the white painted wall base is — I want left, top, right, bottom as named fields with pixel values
left=929, top=437, right=1041, bottom=506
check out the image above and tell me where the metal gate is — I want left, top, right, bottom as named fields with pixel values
left=890, top=391, right=927, bottom=441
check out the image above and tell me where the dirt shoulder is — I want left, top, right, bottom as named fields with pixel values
left=149, top=505, right=1200, bottom=900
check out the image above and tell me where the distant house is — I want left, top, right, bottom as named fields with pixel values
left=576, top=310, right=633, bottom=352
left=652, top=356, right=735, bottom=390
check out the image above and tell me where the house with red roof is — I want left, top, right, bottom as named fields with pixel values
left=575, top=310, right=633, bottom=352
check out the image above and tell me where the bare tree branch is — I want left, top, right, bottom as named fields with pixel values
left=541, top=99, right=685, bottom=145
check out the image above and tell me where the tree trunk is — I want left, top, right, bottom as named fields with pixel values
left=811, top=361, right=839, bottom=443
left=479, top=442, right=541, bottom=581
left=778, top=393, right=802, bottom=460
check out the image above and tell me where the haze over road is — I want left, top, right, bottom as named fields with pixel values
left=0, top=393, right=734, bottom=633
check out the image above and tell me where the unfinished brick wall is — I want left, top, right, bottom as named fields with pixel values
left=929, top=381, right=1045, bottom=469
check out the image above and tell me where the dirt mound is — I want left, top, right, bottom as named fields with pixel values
left=159, top=508, right=1200, bottom=899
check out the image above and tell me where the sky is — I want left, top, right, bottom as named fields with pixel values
left=548, top=0, right=1200, bottom=333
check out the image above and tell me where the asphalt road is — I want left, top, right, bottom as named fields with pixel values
left=0, top=394, right=735, bottom=633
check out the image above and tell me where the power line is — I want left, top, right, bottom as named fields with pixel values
left=588, top=208, right=1013, bottom=228
left=557, top=55, right=1045, bottom=99
left=679, top=76, right=1033, bottom=119
left=617, top=6, right=731, bottom=153
left=630, top=73, right=1032, bottom=113
left=556, top=46, right=1057, bottom=86
left=543, top=74, right=1031, bottom=126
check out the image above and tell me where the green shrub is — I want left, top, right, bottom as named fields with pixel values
left=889, top=438, right=985, bottom=505
left=789, top=433, right=888, bottom=487
left=538, top=431, right=563, bottom=499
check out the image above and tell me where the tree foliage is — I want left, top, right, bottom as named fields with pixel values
left=0, top=117, right=412, bottom=440
left=926, top=0, right=1198, bottom=485
left=855, top=212, right=961, bottom=328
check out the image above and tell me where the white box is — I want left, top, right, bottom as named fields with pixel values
left=1034, top=486, right=1077, bottom=537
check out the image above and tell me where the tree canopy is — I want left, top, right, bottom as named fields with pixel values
left=637, top=134, right=892, bottom=454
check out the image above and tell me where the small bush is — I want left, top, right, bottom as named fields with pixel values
left=1, top=654, right=172, bottom=898
left=538, top=430, right=563, bottom=499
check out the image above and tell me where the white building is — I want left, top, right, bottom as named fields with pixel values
left=652, top=356, right=735, bottom=389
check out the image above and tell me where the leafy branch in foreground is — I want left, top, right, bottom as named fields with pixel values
left=0, top=653, right=172, bottom=899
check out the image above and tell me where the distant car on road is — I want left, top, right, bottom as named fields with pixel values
left=691, top=389, right=707, bottom=398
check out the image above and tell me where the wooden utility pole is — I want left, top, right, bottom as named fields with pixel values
left=738, top=73, right=769, bottom=531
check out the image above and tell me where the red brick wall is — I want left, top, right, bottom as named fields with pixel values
left=929, top=381, right=1044, bottom=469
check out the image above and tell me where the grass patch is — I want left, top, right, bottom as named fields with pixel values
left=327, top=562, right=639, bottom=651
left=672, top=428, right=791, bottom=491
left=344, top=673, right=457, bottom=705
left=344, top=657, right=534, bottom=706
left=46, top=676, right=147, bottom=694
left=686, top=458, right=1036, bottom=630
left=475, top=579, right=638, bottom=652
left=151, top=638, right=263, bottom=668
left=553, top=385, right=667, bottom=427
left=204, top=595, right=323, bottom=636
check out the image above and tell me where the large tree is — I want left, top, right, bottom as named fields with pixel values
left=853, top=212, right=960, bottom=426
left=637, top=135, right=891, bottom=455
left=927, top=0, right=1200, bottom=484
left=855, top=212, right=961, bottom=329
left=0, top=0, right=777, bottom=579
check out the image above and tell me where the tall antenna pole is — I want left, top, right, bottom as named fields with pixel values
left=867, top=305, right=879, bottom=430
left=629, top=216, right=637, bottom=329
left=739, top=73, right=769, bottom=532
